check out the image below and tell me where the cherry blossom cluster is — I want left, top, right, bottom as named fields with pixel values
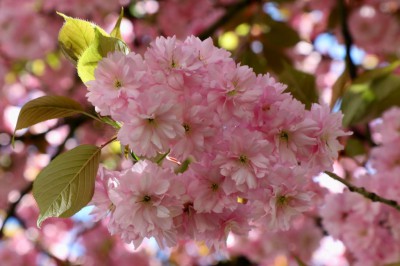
left=320, top=107, right=400, bottom=265
left=86, top=35, right=348, bottom=249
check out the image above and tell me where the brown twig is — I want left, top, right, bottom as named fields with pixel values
left=338, top=0, right=357, bottom=80
left=325, top=171, right=400, bottom=211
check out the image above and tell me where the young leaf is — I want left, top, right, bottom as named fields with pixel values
left=77, top=28, right=129, bottom=83
left=57, top=12, right=108, bottom=65
left=14, top=95, right=84, bottom=133
left=33, top=145, right=101, bottom=227
left=110, top=8, right=124, bottom=40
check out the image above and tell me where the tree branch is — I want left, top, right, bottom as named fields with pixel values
left=198, top=0, right=259, bottom=40
left=338, top=0, right=357, bottom=80
left=325, top=171, right=400, bottom=211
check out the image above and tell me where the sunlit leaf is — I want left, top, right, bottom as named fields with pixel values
left=57, top=12, right=108, bottom=64
left=33, top=145, right=101, bottom=227
left=77, top=28, right=129, bottom=83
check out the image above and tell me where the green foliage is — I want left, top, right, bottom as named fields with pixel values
left=58, top=10, right=128, bottom=83
left=331, top=68, right=350, bottom=108
left=279, top=63, right=318, bottom=109
left=77, top=28, right=129, bottom=83
left=33, top=145, right=101, bottom=227
left=14, top=95, right=84, bottom=136
left=57, top=12, right=108, bottom=65
left=260, top=16, right=300, bottom=48
left=341, top=62, right=400, bottom=126
left=175, top=158, right=192, bottom=174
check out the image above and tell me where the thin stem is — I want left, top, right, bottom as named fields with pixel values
left=325, top=171, right=400, bottom=212
left=79, top=111, right=104, bottom=124
left=100, top=136, right=117, bottom=149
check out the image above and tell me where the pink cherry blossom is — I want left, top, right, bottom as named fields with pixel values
left=117, top=88, right=184, bottom=158
left=214, top=128, right=272, bottom=191
left=306, top=104, right=351, bottom=172
left=86, top=51, right=146, bottom=118
left=108, top=160, right=183, bottom=248
left=89, top=166, right=119, bottom=221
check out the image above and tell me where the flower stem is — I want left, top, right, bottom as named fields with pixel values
left=100, top=136, right=117, bottom=149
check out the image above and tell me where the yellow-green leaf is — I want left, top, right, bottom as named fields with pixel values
left=57, top=12, right=108, bottom=65
left=33, top=145, right=101, bottom=227
left=14, top=95, right=84, bottom=133
left=110, top=8, right=124, bottom=40
left=77, top=28, right=129, bottom=83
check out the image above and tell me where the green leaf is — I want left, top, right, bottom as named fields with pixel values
left=263, top=21, right=300, bottom=48
left=341, top=74, right=400, bottom=126
left=33, top=145, right=101, bottom=227
left=279, top=63, right=318, bottom=109
left=330, top=68, right=350, bottom=108
left=77, top=28, right=129, bottom=83
left=237, top=46, right=267, bottom=74
left=110, top=8, right=124, bottom=40
left=14, top=95, right=84, bottom=133
left=175, top=158, right=192, bottom=174
left=341, top=61, right=400, bottom=126
left=57, top=12, right=108, bottom=65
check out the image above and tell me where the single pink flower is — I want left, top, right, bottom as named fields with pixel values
left=86, top=51, right=146, bottom=119
left=117, top=88, right=184, bottom=157
left=108, top=160, right=183, bottom=248
left=214, top=128, right=272, bottom=191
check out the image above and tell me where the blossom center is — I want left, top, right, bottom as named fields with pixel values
left=277, top=195, right=289, bottom=206
left=183, top=123, right=190, bottom=132
left=114, top=79, right=122, bottom=89
left=211, top=183, right=219, bottom=191
left=262, top=105, right=270, bottom=111
left=279, top=131, right=289, bottom=142
left=227, top=89, right=236, bottom=96
left=239, top=154, right=248, bottom=164
left=183, top=202, right=194, bottom=215
left=142, top=195, right=152, bottom=203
